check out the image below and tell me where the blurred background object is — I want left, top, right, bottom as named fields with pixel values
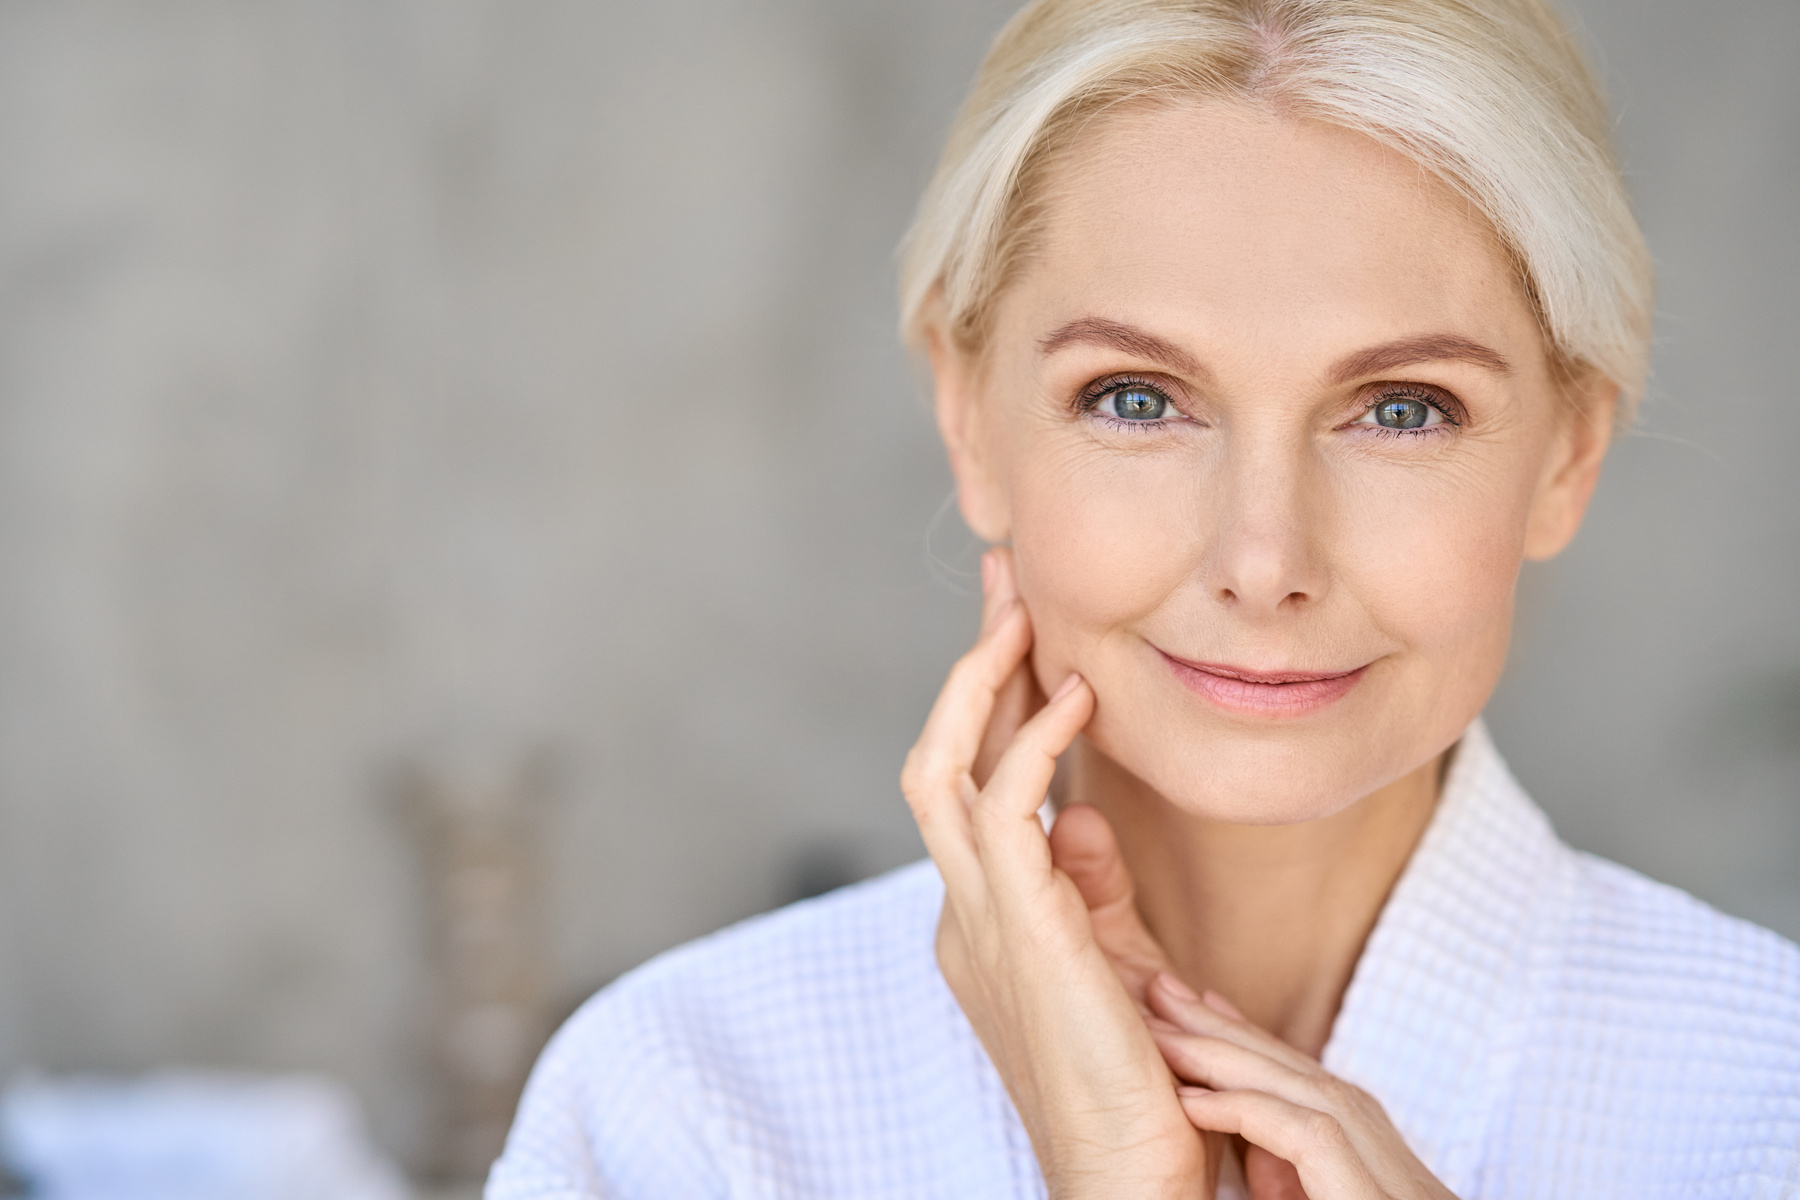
left=0, top=0, right=1793, bottom=1188
left=397, top=742, right=552, bottom=1185
left=0, top=1072, right=407, bottom=1200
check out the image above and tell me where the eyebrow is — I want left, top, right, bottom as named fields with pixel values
left=1040, top=319, right=1511, bottom=387
left=1038, top=317, right=1207, bottom=379
left=1328, top=334, right=1512, bottom=384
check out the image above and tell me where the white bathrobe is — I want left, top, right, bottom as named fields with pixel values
left=489, top=722, right=1800, bottom=1199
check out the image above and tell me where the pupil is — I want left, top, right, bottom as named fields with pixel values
left=1116, top=389, right=1164, bottom=419
left=1377, top=398, right=1429, bottom=429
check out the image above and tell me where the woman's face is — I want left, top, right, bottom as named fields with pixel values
left=934, top=101, right=1614, bottom=824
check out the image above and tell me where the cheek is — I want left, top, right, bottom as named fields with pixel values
left=1004, top=449, right=1191, bottom=682
left=1340, top=473, right=1526, bottom=659
left=1324, top=466, right=1532, bottom=792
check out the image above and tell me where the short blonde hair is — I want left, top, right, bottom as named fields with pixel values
left=898, top=0, right=1654, bottom=416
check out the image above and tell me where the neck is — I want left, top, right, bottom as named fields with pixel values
left=1067, top=741, right=1444, bottom=1057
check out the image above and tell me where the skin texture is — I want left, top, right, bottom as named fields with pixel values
left=902, top=100, right=1614, bottom=1198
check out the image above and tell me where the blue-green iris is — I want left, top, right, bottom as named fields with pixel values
left=1374, top=397, right=1431, bottom=428
left=1112, top=388, right=1166, bottom=420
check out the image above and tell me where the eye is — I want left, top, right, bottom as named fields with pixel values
left=1353, top=388, right=1455, bottom=432
left=1097, top=385, right=1169, bottom=421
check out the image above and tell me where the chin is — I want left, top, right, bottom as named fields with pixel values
left=1080, top=691, right=1470, bottom=827
left=1121, top=732, right=1390, bottom=825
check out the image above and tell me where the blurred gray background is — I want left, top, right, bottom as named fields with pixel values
left=0, top=0, right=1793, bottom=1182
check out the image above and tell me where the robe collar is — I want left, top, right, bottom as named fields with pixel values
left=1322, top=720, right=1571, bottom=1192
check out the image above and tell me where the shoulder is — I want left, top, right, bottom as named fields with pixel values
left=486, top=861, right=1032, bottom=1200
left=601, top=855, right=946, bottom=1023
left=1555, top=849, right=1800, bottom=1065
left=1334, top=725, right=1800, bottom=1196
left=558, top=858, right=951, bottom=1103
left=1495, top=851, right=1800, bottom=1195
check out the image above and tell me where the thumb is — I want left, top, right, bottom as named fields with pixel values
left=1049, top=804, right=1170, bottom=1003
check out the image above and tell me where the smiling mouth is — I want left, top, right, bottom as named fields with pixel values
left=1156, top=650, right=1368, bottom=716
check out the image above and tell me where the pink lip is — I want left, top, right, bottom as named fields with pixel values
left=1157, top=650, right=1367, bottom=717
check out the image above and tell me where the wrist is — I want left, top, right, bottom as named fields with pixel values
left=1043, top=1144, right=1212, bottom=1200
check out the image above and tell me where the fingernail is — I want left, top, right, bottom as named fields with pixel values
left=1157, top=972, right=1201, bottom=1002
left=1050, top=672, right=1082, bottom=702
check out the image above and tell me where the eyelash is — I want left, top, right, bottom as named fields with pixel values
left=1353, top=384, right=1464, bottom=439
left=1075, top=374, right=1184, bottom=432
left=1074, top=376, right=1468, bottom=439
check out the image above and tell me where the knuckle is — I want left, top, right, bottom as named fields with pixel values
left=967, top=793, right=1008, bottom=836
left=900, top=747, right=951, bottom=796
left=1300, top=1111, right=1348, bottom=1157
left=1313, top=1074, right=1354, bottom=1109
left=947, top=647, right=995, bottom=690
left=1005, top=716, right=1047, bottom=754
left=1003, top=721, right=1056, bottom=766
left=899, top=755, right=930, bottom=802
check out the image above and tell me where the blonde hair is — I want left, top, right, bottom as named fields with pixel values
left=898, top=0, right=1653, bottom=416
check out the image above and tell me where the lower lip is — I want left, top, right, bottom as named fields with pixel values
left=1158, top=652, right=1366, bottom=717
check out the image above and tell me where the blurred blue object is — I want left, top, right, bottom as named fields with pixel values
left=0, top=1073, right=410, bottom=1200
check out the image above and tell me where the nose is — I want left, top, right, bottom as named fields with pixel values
left=1200, top=440, right=1328, bottom=616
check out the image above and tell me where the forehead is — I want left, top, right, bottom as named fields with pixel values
left=1013, top=100, right=1537, bottom=368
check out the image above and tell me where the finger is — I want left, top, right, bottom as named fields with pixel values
left=972, top=548, right=1038, bottom=789
left=1050, top=805, right=1169, bottom=1000
left=972, top=653, right=1043, bottom=791
left=903, top=599, right=1029, bottom=842
left=900, top=606, right=1034, bottom=901
left=1203, top=989, right=1246, bottom=1021
left=980, top=672, right=1091, bottom=818
left=1049, top=804, right=1133, bottom=910
left=978, top=545, right=1023, bottom=627
left=1156, top=1024, right=1410, bottom=1197
left=970, top=673, right=1093, bottom=893
left=1178, top=1090, right=1383, bottom=1200
left=1149, top=974, right=1321, bottom=1076
left=1150, top=1027, right=1324, bottom=1109
left=907, top=602, right=1031, bottom=800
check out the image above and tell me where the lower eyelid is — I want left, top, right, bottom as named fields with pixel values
left=1353, top=402, right=1457, bottom=431
left=1358, top=423, right=1450, bottom=439
left=1092, top=414, right=1175, bottom=432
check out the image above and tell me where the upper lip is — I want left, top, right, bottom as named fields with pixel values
left=1157, top=651, right=1364, bottom=685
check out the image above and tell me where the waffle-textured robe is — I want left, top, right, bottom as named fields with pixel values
left=489, top=722, right=1800, bottom=1198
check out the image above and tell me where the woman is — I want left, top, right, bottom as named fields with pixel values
left=489, top=1, right=1800, bottom=1196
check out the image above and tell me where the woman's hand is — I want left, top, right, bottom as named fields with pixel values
left=1145, top=974, right=1457, bottom=1200
left=901, top=549, right=1219, bottom=1199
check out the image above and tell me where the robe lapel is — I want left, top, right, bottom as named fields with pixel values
left=1322, top=720, right=1574, bottom=1194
